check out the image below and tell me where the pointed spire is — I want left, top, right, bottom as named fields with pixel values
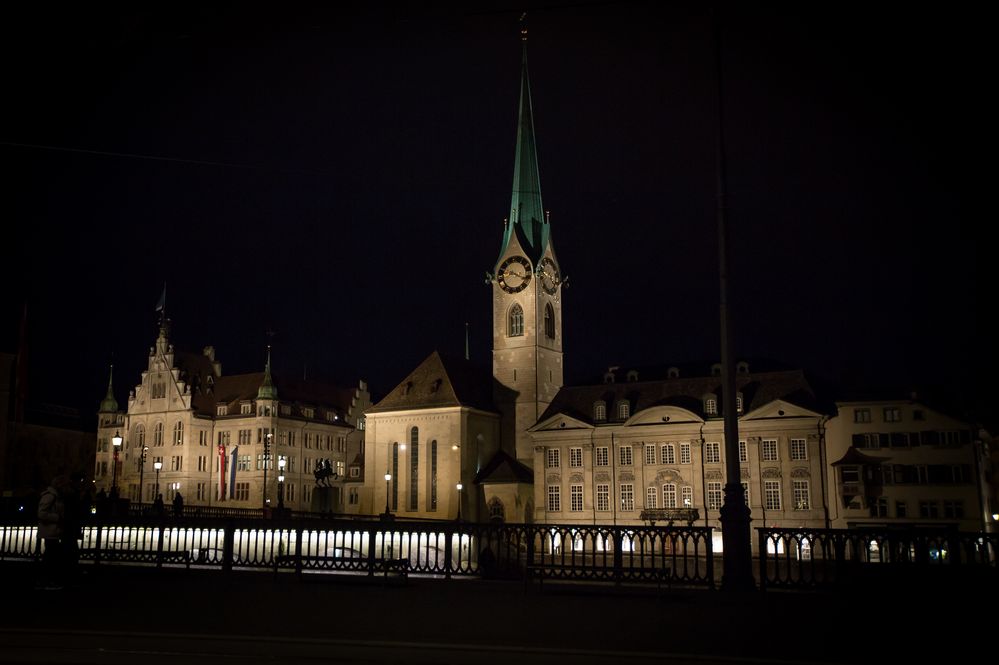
left=496, top=23, right=550, bottom=268
left=464, top=322, right=470, bottom=361
left=99, top=364, right=119, bottom=413
left=257, top=346, right=278, bottom=401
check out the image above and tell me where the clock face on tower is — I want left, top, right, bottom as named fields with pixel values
left=539, top=257, right=560, bottom=295
left=497, top=255, right=532, bottom=293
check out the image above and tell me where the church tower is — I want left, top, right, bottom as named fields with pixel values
left=492, top=29, right=564, bottom=465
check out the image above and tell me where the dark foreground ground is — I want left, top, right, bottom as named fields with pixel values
left=0, top=561, right=990, bottom=664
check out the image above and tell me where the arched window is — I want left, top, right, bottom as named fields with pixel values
left=134, top=424, right=145, bottom=448
left=508, top=304, right=524, bottom=337
left=544, top=303, right=555, bottom=339
left=392, top=443, right=399, bottom=510
left=409, top=427, right=419, bottom=511
left=593, top=401, right=607, bottom=422
left=488, top=497, right=505, bottom=522
left=173, top=421, right=184, bottom=445
left=617, top=400, right=630, bottom=420
left=153, top=422, right=164, bottom=447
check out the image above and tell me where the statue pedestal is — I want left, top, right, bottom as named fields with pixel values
left=311, top=486, right=336, bottom=513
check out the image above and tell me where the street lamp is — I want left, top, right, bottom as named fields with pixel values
left=263, top=432, right=272, bottom=508
left=139, top=446, right=148, bottom=502
left=278, top=457, right=286, bottom=510
left=111, top=431, right=123, bottom=497
left=384, top=472, right=392, bottom=516
left=153, top=460, right=162, bottom=499
left=456, top=482, right=463, bottom=521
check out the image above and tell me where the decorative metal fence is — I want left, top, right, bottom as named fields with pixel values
left=0, top=514, right=715, bottom=587
left=758, top=527, right=998, bottom=590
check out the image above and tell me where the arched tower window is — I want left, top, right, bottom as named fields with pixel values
left=173, top=421, right=184, bottom=445
left=508, top=304, right=524, bottom=337
left=544, top=303, right=555, bottom=339
left=153, top=422, right=164, bottom=447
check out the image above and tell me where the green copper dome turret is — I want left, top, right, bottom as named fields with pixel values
left=496, top=30, right=550, bottom=269
left=99, top=364, right=118, bottom=413
left=257, top=347, right=278, bottom=401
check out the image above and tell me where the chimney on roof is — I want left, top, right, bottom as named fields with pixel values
left=604, top=366, right=618, bottom=384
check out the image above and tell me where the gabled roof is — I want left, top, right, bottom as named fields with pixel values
left=831, top=447, right=890, bottom=466
left=474, top=449, right=534, bottom=485
left=368, top=351, right=495, bottom=414
left=537, top=369, right=825, bottom=426
left=188, top=371, right=357, bottom=419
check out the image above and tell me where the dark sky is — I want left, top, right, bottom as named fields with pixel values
left=2, top=2, right=989, bottom=421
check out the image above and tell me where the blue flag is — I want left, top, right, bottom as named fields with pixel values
left=229, top=445, right=238, bottom=499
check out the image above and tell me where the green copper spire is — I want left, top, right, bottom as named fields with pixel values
left=257, top=346, right=278, bottom=401
left=99, top=364, right=118, bottom=413
left=496, top=28, right=549, bottom=268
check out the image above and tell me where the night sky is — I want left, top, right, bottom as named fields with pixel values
left=2, top=3, right=989, bottom=422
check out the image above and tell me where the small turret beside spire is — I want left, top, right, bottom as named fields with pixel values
left=257, top=346, right=278, bottom=401
left=99, top=364, right=118, bottom=413
left=495, top=20, right=550, bottom=268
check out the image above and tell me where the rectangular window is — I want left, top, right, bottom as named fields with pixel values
left=761, top=439, right=778, bottom=461
left=237, top=455, right=251, bottom=471
left=349, top=487, right=359, bottom=505
left=547, top=485, right=561, bottom=512
left=596, top=447, right=609, bottom=467
left=569, top=447, right=583, bottom=468
left=681, top=486, right=693, bottom=508
left=919, top=501, right=939, bottom=519
left=198, top=456, right=207, bottom=472
left=895, top=501, right=907, bottom=518
left=705, top=442, right=721, bottom=464
left=171, top=455, right=183, bottom=471
left=596, top=484, right=609, bottom=511
left=645, top=444, right=656, bottom=465
left=707, top=481, right=723, bottom=509
left=238, top=429, right=251, bottom=445
left=199, top=431, right=207, bottom=446
left=662, top=483, right=676, bottom=508
left=547, top=448, right=560, bottom=469
left=943, top=501, right=964, bottom=519
left=287, top=484, right=296, bottom=502
left=869, top=497, right=888, bottom=517
left=741, top=482, right=749, bottom=506
left=571, top=485, right=584, bottom=511
left=764, top=480, right=782, bottom=510
left=620, top=483, right=634, bottom=511
left=661, top=444, right=675, bottom=465
left=790, top=438, right=807, bottom=461
left=883, top=407, right=902, bottom=423
left=196, top=482, right=206, bottom=501
left=793, top=480, right=810, bottom=510
left=854, top=408, right=871, bottom=423
left=619, top=446, right=633, bottom=466
left=841, top=467, right=859, bottom=483
left=738, top=440, right=747, bottom=463
left=256, top=453, right=272, bottom=470
left=646, top=486, right=657, bottom=509
left=235, top=482, right=250, bottom=501
left=241, top=403, right=252, bottom=415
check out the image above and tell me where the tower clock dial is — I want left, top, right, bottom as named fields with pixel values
left=497, top=255, right=532, bottom=293
left=538, top=257, right=561, bottom=295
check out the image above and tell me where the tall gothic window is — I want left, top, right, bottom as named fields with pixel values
left=173, top=421, right=184, bottom=445
left=508, top=304, right=524, bottom=337
left=409, top=426, right=419, bottom=511
left=134, top=424, right=145, bottom=447
left=392, top=442, right=399, bottom=511
left=429, top=440, right=438, bottom=511
left=544, top=303, right=555, bottom=339
left=153, top=422, right=164, bottom=447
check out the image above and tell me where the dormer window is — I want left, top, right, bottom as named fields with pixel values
left=280, top=405, right=291, bottom=415
left=711, top=363, right=722, bottom=377
left=302, top=407, right=314, bottom=419
left=217, top=405, right=228, bottom=416
left=736, top=361, right=749, bottom=374
left=667, top=367, right=679, bottom=379
left=403, top=381, right=413, bottom=395
left=626, top=370, right=638, bottom=382
left=594, top=401, right=607, bottom=422
left=736, top=393, right=744, bottom=413
left=617, top=400, right=630, bottom=420
left=240, top=403, right=252, bottom=415
left=430, top=378, right=442, bottom=394
left=704, top=397, right=718, bottom=416
left=326, top=411, right=335, bottom=422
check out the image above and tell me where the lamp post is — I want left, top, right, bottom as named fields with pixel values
left=153, top=460, right=162, bottom=498
left=263, top=432, right=272, bottom=508
left=384, top=472, right=392, bottom=517
left=139, top=445, right=149, bottom=502
left=111, top=431, right=123, bottom=497
left=456, top=482, right=463, bottom=521
left=278, top=457, right=286, bottom=510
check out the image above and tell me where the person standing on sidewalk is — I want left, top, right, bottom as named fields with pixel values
left=37, top=475, right=70, bottom=590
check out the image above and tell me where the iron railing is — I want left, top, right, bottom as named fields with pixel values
left=0, top=515, right=715, bottom=587
left=758, top=527, right=998, bottom=590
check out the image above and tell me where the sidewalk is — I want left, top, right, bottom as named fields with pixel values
left=0, top=561, right=986, bottom=664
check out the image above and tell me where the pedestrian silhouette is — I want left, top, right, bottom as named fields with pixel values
left=37, top=475, right=70, bottom=590
left=153, top=493, right=165, bottom=516
left=172, top=491, right=184, bottom=517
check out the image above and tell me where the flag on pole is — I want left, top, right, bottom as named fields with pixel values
left=218, top=443, right=226, bottom=501
left=155, top=284, right=167, bottom=313
left=229, top=446, right=238, bottom=499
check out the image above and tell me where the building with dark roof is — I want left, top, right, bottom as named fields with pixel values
left=95, top=319, right=370, bottom=512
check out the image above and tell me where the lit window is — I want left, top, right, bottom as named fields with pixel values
left=595, top=447, right=609, bottom=466
left=761, top=439, right=778, bottom=461
left=681, top=486, right=693, bottom=507
left=705, top=442, right=721, bottom=464
left=793, top=480, right=810, bottom=510
left=707, top=481, right=722, bottom=509
left=791, top=438, right=807, bottom=460
left=508, top=304, right=524, bottom=337
left=619, top=446, right=633, bottom=466
left=546, top=448, right=561, bottom=469
left=705, top=398, right=718, bottom=416
left=617, top=401, right=630, bottom=420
